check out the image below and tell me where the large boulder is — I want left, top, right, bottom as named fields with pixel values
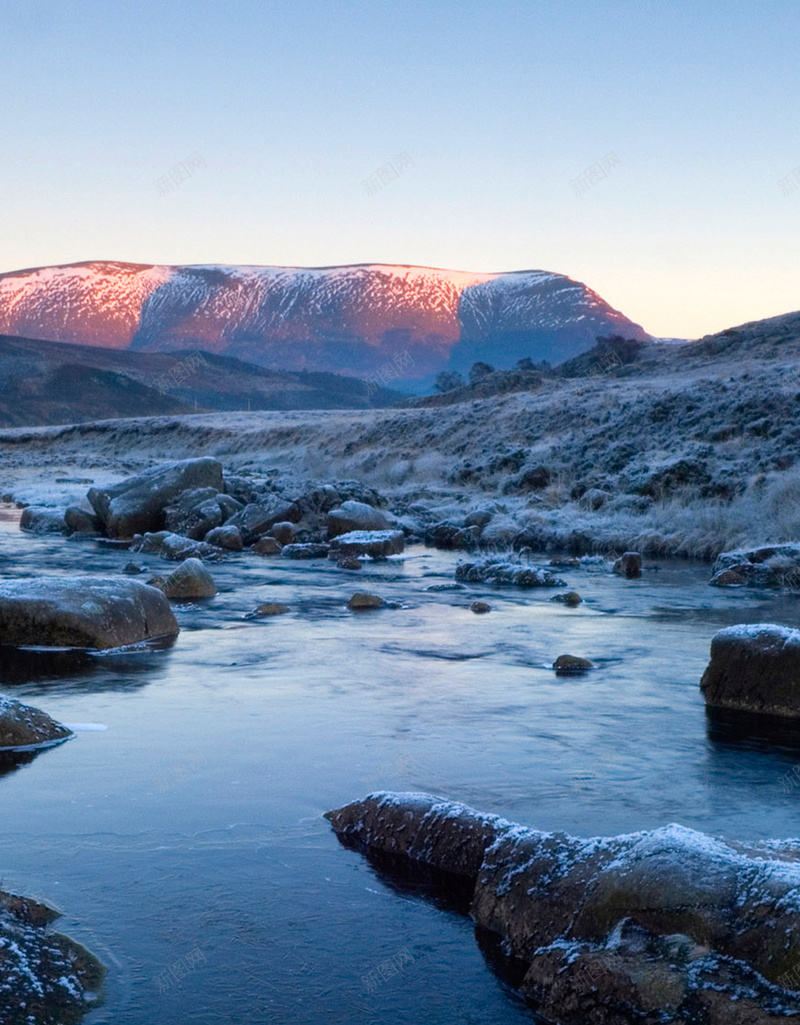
left=330, top=530, right=404, bottom=559
left=0, top=577, right=179, bottom=649
left=19, top=506, right=67, bottom=534
left=87, top=458, right=224, bottom=538
left=64, top=507, right=103, bottom=534
left=700, top=624, right=800, bottom=717
left=327, top=793, right=800, bottom=1023
left=204, top=524, right=244, bottom=551
left=0, top=888, right=105, bottom=1024
left=226, top=499, right=301, bottom=545
left=327, top=500, right=391, bottom=538
left=0, top=695, right=72, bottom=750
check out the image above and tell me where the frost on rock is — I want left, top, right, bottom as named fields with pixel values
left=326, top=792, right=800, bottom=1023
left=0, top=893, right=104, bottom=1024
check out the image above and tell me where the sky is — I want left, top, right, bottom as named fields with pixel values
left=1, top=0, right=798, bottom=340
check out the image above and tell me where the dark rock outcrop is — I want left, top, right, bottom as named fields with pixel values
left=0, top=576, right=179, bottom=649
left=226, top=499, right=301, bottom=545
left=700, top=624, right=800, bottom=717
left=326, top=792, right=800, bottom=1023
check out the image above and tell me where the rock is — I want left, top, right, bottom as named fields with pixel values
left=215, top=494, right=242, bottom=521
left=0, top=577, right=179, bottom=649
left=281, top=543, right=330, bottom=559
left=327, top=500, right=391, bottom=538
left=613, top=551, right=642, bottom=578
left=87, top=457, right=224, bottom=538
left=64, top=507, right=103, bottom=534
left=424, top=583, right=465, bottom=591
left=700, top=624, right=800, bottom=718
left=347, top=592, right=384, bottom=609
left=251, top=536, right=282, bottom=556
left=204, top=525, right=244, bottom=551
left=337, top=557, right=362, bottom=570
left=226, top=499, right=301, bottom=544
left=122, top=562, right=144, bottom=574
left=164, top=489, right=223, bottom=539
left=245, top=603, right=290, bottom=618
left=158, top=558, right=218, bottom=600
left=425, top=523, right=480, bottom=550
left=464, top=509, right=493, bottom=529
left=268, top=521, right=296, bottom=545
left=330, top=529, right=404, bottom=559
left=223, top=474, right=260, bottom=505
left=551, top=591, right=582, bottom=606
left=0, top=695, right=72, bottom=750
left=133, top=531, right=222, bottom=562
left=471, top=601, right=491, bottom=614
left=455, top=560, right=565, bottom=588
left=549, top=556, right=581, bottom=568
left=326, top=793, right=800, bottom=1023
left=19, top=506, right=67, bottom=534
left=553, top=654, right=594, bottom=672
left=0, top=887, right=105, bottom=1023
left=502, top=465, right=554, bottom=495
left=578, top=488, right=612, bottom=511
left=710, top=544, right=800, bottom=588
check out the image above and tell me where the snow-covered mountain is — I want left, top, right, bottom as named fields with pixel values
left=0, top=261, right=650, bottom=386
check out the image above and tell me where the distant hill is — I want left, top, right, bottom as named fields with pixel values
left=0, top=261, right=650, bottom=388
left=0, top=334, right=401, bottom=427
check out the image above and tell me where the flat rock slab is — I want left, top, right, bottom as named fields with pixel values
left=0, top=577, right=179, bottom=650
left=700, top=623, right=800, bottom=717
left=326, top=792, right=800, bottom=1022
left=0, top=889, right=104, bottom=1024
left=330, top=529, right=404, bottom=558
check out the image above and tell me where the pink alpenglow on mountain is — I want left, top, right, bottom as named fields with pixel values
left=0, top=261, right=650, bottom=385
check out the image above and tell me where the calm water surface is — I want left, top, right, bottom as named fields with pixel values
left=1, top=517, right=799, bottom=1023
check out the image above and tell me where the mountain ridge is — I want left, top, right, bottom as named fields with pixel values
left=0, top=260, right=650, bottom=386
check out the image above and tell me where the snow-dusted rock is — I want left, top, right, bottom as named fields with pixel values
left=327, top=792, right=800, bottom=1022
left=710, top=544, right=800, bottom=588
left=281, top=543, right=330, bottom=559
left=131, top=531, right=222, bottom=562
left=455, top=560, right=565, bottom=588
left=327, top=500, right=392, bottom=538
left=87, top=458, right=224, bottom=538
left=0, top=888, right=104, bottom=1023
left=330, top=529, right=404, bottom=559
left=700, top=624, right=800, bottom=717
left=0, top=576, right=179, bottom=649
left=64, top=506, right=103, bottom=534
left=19, top=506, right=67, bottom=534
left=0, top=695, right=72, bottom=751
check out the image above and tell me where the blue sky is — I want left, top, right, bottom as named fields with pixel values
left=1, top=0, right=798, bottom=338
